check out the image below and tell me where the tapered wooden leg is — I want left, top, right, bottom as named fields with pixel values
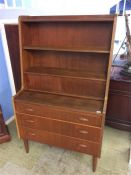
left=23, top=139, right=29, bottom=153
left=92, top=156, right=97, bottom=172
left=129, top=148, right=131, bottom=165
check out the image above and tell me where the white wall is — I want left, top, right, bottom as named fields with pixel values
left=30, top=0, right=111, bottom=15
left=0, top=0, right=120, bottom=20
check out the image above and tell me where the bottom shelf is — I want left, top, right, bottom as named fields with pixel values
left=15, top=90, right=104, bottom=113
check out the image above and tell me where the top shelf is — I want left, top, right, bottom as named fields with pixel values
left=23, top=46, right=110, bottom=53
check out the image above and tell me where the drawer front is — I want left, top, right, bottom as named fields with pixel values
left=0, top=115, right=3, bottom=122
left=15, top=101, right=102, bottom=127
left=0, top=122, right=4, bottom=134
left=17, top=113, right=102, bottom=142
left=110, top=80, right=131, bottom=92
left=20, top=127, right=101, bottom=157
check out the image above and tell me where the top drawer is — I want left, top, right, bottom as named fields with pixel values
left=14, top=101, right=102, bottom=127
left=110, top=80, right=131, bottom=93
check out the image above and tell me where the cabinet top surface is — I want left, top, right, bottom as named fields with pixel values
left=19, top=15, right=116, bottom=22
left=15, top=90, right=103, bottom=114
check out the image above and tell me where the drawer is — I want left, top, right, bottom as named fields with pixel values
left=15, top=101, right=102, bottom=127
left=17, top=113, right=101, bottom=142
left=0, top=115, right=3, bottom=122
left=20, top=127, right=101, bottom=157
left=0, top=123, right=2, bottom=133
left=110, top=80, right=131, bottom=92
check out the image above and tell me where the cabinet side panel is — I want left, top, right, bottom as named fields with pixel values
left=103, top=16, right=117, bottom=114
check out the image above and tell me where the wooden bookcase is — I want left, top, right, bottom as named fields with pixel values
left=13, top=15, right=117, bottom=172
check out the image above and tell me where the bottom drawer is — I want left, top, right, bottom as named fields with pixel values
left=20, top=127, right=101, bottom=157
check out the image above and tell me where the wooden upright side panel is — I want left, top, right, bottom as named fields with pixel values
left=103, top=16, right=117, bottom=114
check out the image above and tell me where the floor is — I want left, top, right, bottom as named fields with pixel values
left=0, top=121, right=131, bottom=175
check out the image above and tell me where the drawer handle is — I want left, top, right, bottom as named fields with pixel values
left=26, top=120, right=35, bottom=123
left=29, top=133, right=36, bottom=136
left=79, top=130, right=88, bottom=134
left=79, top=117, right=89, bottom=122
left=26, top=108, right=33, bottom=112
left=79, top=144, right=87, bottom=148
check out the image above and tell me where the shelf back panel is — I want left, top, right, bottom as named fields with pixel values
left=21, top=21, right=113, bottom=51
left=22, top=50, right=109, bottom=74
left=24, top=74, right=106, bottom=99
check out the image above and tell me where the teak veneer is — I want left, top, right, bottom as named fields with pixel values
left=13, top=15, right=117, bottom=172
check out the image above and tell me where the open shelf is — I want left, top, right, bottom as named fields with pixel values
left=15, top=90, right=103, bottom=113
left=24, top=67, right=106, bottom=82
left=26, top=89, right=104, bottom=101
left=23, top=46, right=110, bottom=53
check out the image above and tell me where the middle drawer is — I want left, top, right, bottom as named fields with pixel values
left=17, top=113, right=101, bottom=142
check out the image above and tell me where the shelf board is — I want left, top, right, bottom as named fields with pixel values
left=23, top=46, right=110, bottom=53
left=26, top=89, right=104, bottom=101
left=15, top=90, right=104, bottom=113
left=20, top=15, right=115, bottom=22
left=24, top=67, right=106, bottom=82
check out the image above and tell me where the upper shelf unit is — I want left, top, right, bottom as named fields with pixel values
left=19, top=15, right=116, bottom=102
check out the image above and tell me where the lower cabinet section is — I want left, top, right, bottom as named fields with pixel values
left=20, top=127, right=101, bottom=157
left=14, top=97, right=103, bottom=172
left=14, top=96, right=103, bottom=172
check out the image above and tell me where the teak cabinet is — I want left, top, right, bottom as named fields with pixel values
left=106, top=66, right=131, bottom=131
left=13, top=15, right=117, bottom=172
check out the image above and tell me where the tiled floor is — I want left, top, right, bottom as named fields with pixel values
left=0, top=121, right=131, bottom=175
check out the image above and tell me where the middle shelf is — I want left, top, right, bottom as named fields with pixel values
left=23, top=46, right=110, bottom=53
left=24, top=67, right=107, bottom=82
left=24, top=66, right=106, bottom=100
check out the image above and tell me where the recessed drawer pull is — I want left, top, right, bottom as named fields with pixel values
left=79, top=117, right=89, bottom=122
left=79, top=130, right=88, bottom=134
left=29, top=133, right=36, bottom=136
left=26, top=108, right=33, bottom=112
left=26, top=120, right=35, bottom=123
left=79, top=144, right=87, bottom=148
